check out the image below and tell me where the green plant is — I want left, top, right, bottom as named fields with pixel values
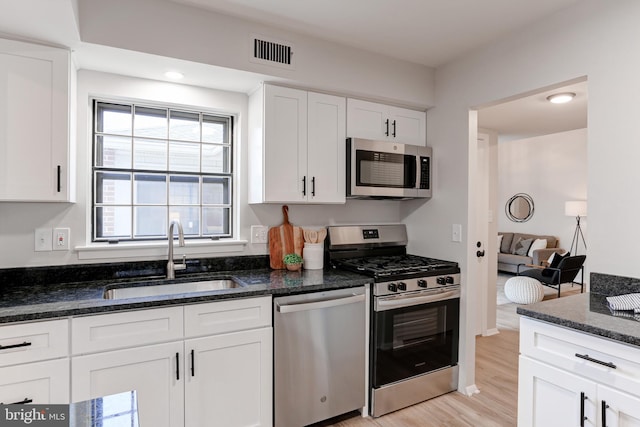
left=283, top=253, right=303, bottom=265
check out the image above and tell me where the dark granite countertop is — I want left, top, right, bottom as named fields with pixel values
left=517, top=272, right=640, bottom=347
left=0, top=256, right=371, bottom=324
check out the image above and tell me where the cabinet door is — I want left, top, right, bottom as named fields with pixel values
left=72, top=341, right=184, bottom=427
left=307, top=92, right=346, bottom=203
left=185, top=328, right=272, bottom=427
left=0, top=38, right=71, bottom=201
left=0, top=359, right=69, bottom=404
left=599, top=385, right=640, bottom=427
left=518, top=356, right=597, bottom=427
left=390, top=106, right=426, bottom=146
left=346, top=98, right=387, bottom=140
left=263, top=85, right=307, bottom=203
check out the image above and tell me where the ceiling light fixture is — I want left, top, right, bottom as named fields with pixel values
left=164, top=71, right=184, bottom=80
left=546, top=92, right=576, bottom=104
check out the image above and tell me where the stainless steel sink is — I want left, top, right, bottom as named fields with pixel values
left=103, top=279, right=244, bottom=300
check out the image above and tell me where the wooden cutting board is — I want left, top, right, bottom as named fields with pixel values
left=268, top=205, right=304, bottom=269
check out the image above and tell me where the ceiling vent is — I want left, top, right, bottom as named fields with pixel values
left=250, top=34, right=295, bottom=70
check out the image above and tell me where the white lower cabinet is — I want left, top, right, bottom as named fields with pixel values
left=0, top=318, right=70, bottom=404
left=519, top=356, right=597, bottom=426
left=0, top=359, right=69, bottom=405
left=598, top=385, right=640, bottom=427
left=71, top=341, right=184, bottom=427
left=71, top=297, right=272, bottom=427
left=185, top=328, right=272, bottom=427
left=518, top=317, right=640, bottom=427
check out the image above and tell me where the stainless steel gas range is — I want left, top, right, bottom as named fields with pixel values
left=327, top=224, right=461, bottom=417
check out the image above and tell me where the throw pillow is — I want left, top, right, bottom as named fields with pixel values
left=542, top=251, right=570, bottom=277
left=497, top=235, right=503, bottom=253
left=527, top=238, right=548, bottom=257
left=513, top=237, right=533, bottom=256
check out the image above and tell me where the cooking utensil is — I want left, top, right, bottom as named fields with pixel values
left=308, top=230, right=318, bottom=243
left=269, top=205, right=304, bottom=269
left=316, top=228, right=327, bottom=243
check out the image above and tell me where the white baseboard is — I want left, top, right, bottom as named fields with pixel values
left=464, top=384, right=480, bottom=396
left=483, top=328, right=500, bottom=336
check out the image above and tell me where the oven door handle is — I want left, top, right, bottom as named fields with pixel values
left=376, top=290, right=460, bottom=310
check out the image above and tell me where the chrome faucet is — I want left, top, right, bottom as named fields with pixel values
left=167, top=220, right=186, bottom=279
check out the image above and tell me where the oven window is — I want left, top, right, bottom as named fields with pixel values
left=372, top=299, right=459, bottom=387
left=355, top=150, right=416, bottom=188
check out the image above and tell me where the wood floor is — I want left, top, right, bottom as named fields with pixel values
left=319, top=285, right=582, bottom=427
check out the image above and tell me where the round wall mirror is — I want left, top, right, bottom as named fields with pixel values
left=506, top=193, right=534, bottom=222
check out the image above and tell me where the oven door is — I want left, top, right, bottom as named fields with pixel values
left=347, top=138, right=419, bottom=199
left=372, top=287, right=460, bottom=388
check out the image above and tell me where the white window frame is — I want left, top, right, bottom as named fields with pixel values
left=90, top=99, right=234, bottom=243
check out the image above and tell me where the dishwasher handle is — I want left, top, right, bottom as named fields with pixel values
left=276, top=293, right=365, bottom=313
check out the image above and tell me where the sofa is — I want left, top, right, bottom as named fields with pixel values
left=498, top=232, right=564, bottom=273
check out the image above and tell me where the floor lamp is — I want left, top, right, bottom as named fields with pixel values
left=565, top=200, right=587, bottom=255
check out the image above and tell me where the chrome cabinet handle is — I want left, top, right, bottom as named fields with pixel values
left=575, top=353, right=617, bottom=369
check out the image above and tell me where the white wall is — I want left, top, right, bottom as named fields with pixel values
left=0, top=70, right=402, bottom=268
left=404, top=0, right=640, bottom=392
left=78, top=0, right=434, bottom=108
left=497, top=129, right=588, bottom=256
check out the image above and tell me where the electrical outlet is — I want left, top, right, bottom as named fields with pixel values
left=35, top=228, right=53, bottom=252
left=251, top=225, right=269, bottom=244
left=53, top=227, right=70, bottom=251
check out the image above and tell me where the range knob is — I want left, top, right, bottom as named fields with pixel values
left=445, top=276, right=455, bottom=284
left=436, top=277, right=446, bottom=285
left=388, top=283, right=398, bottom=292
left=417, top=279, right=428, bottom=288
left=397, top=282, right=407, bottom=291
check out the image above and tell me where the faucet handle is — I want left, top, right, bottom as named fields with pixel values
left=174, top=254, right=187, bottom=271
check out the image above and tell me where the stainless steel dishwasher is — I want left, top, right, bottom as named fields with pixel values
left=274, top=286, right=366, bottom=427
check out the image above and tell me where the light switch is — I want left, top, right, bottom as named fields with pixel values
left=251, top=225, right=269, bottom=244
left=452, top=224, right=462, bottom=242
left=35, top=228, right=53, bottom=252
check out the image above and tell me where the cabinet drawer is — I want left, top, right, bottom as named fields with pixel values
left=520, top=317, right=640, bottom=395
left=0, top=358, right=70, bottom=404
left=0, top=319, right=69, bottom=367
left=184, top=296, right=271, bottom=338
left=72, top=306, right=183, bottom=355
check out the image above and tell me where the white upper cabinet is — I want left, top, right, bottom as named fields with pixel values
left=249, top=84, right=346, bottom=204
left=0, top=38, right=74, bottom=202
left=346, top=98, right=426, bottom=146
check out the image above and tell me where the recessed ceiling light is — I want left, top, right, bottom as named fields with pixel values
left=164, top=71, right=184, bottom=80
left=546, top=92, right=576, bottom=104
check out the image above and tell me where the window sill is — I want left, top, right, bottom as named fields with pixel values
left=75, top=239, right=248, bottom=261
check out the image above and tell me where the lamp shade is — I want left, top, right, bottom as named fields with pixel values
left=565, top=200, right=587, bottom=217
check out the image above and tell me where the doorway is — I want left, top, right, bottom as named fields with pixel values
left=472, top=77, right=588, bottom=334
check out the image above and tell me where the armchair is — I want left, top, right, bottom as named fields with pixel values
left=517, top=255, right=586, bottom=298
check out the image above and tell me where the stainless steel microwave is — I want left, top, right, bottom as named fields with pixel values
left=347, top=138, right=432, bottom=199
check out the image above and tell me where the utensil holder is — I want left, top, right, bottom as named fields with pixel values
left=303, top=243, right=324, bottom=270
